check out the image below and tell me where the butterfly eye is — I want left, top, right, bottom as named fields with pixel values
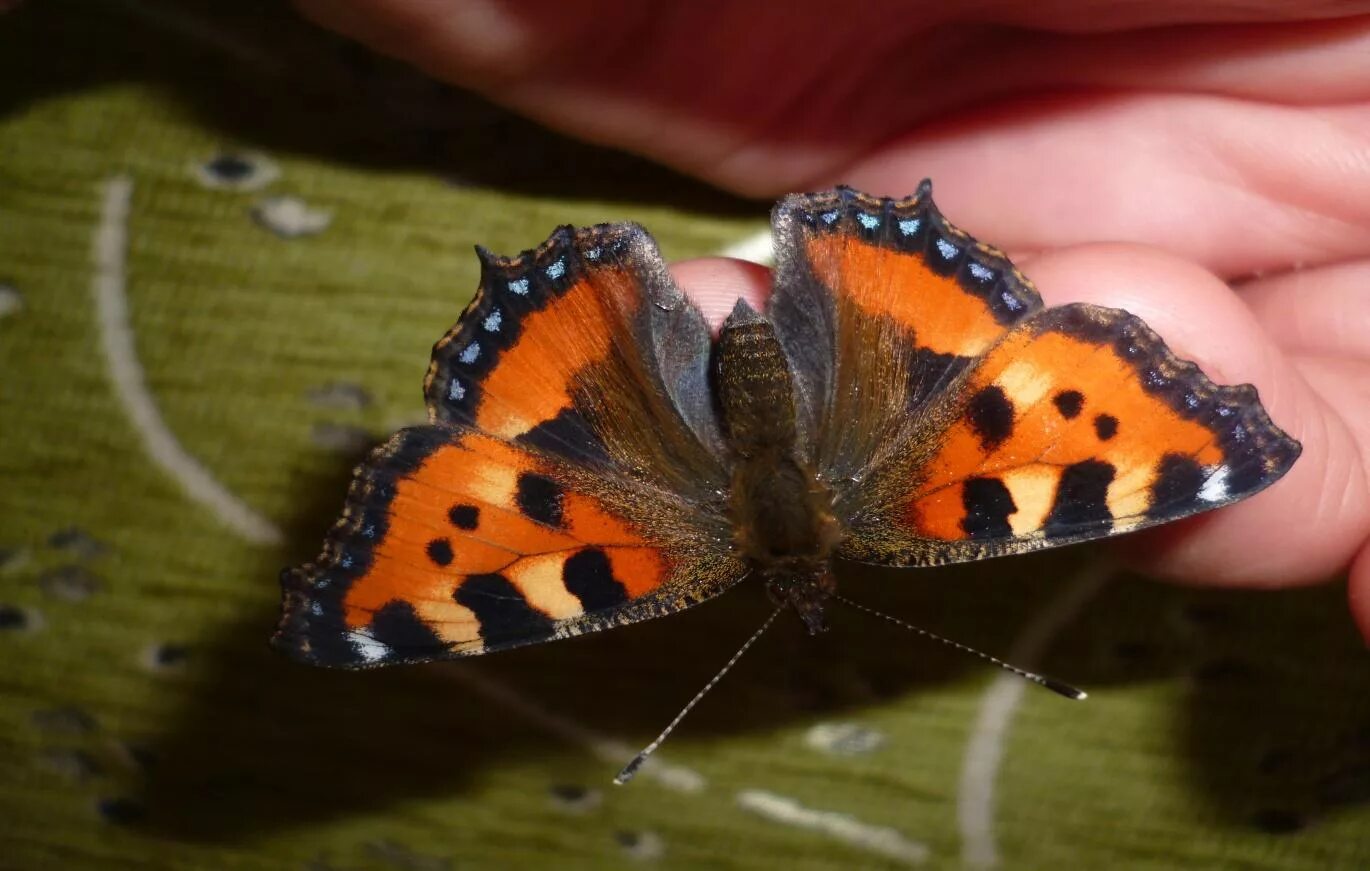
left=192, top=152, right=280, bottom=191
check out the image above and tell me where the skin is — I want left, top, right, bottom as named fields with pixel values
left=295, top=0, right=1370, bottom=641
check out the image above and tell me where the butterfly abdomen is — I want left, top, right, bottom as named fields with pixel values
left=717, top=300, right=841, bottom=627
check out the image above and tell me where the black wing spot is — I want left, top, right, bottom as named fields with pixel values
left=516, top=472, right=564, bottom=527
left=455, top=573, right=556, bottom=645
left=962, top=477, right=1016, bottom=540
left=1093, top=413, right=1119, bottom=441
left=1149, top=453, right=1205, bottom=517
left=370, top=600, right=446, bottom=652
left=448, top=504, right=479, bottom=530
left=1044, top=460, right=1115, bottom=538
left=1053, top=390, right=1084, bottom=419
left=426, top=538, right=454, bottom=567
left=563, top=549, right=630, bottom=613
left=967, top=385, right=1015, bottom=451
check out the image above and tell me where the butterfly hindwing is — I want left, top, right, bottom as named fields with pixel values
left=838, top=302, right=1301, bottom=565
left=276, top=225, right=744, bottom=667
left=276, top=427, right=745, bottom=666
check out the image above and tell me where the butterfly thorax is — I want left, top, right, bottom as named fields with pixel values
left=717, top=302, right=842, bottom=633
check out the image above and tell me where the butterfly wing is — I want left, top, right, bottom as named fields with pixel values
left=275, top=225, right=744, bottom=667
left=768, top=184, right=1300, bottom=566
left=768, top=183, right=1042, bottom=484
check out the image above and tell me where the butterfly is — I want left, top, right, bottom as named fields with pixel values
left=274, top=181, right=1299, bottom=719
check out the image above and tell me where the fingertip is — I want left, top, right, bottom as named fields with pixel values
left=670, top=257, right=772, bottom=331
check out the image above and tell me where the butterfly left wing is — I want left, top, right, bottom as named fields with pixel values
left=838, top=302, right=1302, bottom=565
left=275, top=222, right=745, bottom=667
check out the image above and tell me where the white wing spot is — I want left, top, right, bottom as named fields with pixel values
left=347, top=629, right=390, bottom=663
left=508, top=278, right=530, bottom=295
left=545, top=259, right=566, bottom=280
left=898, top=218, right=921, bottom=236
left=584, top=247, right=602, bottom=260
left=448, top=378, right=466, bottom=401
left=1198, top=465, right=1230, bottom=503
left=458, top=341, right=481, bottom=364
left=856, top=213, right=880, bottom=230
left=821, top=210, right=840, bottom=224
left=935, top=238, right=958, bottom=260
left=968, top=262, right=994, bottom=282
left=483, top=310, right=502, bottom=332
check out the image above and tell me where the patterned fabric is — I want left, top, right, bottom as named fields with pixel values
left=1, top=2, right=1366, bottom=868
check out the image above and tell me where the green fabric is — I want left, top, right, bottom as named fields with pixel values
left=2, top=2, right=1367, bottom=868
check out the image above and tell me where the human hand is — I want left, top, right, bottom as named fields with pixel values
left=295, top=0, right=1370, bottom=638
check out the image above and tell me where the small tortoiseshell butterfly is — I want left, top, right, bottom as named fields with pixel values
left=274, top=183, right=1299, bottom=773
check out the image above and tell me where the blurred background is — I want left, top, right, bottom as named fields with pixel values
left=1, top=2, right=1367, bottom=869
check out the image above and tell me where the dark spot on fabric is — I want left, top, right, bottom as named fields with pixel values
left=1053, top=390, right=1084, bottom=419
left=31, top=707, right=97, bottom=734
left=1149, top=453, right=1205, bottom=517
left=1093, top=414, right=1119, bottom=441
left=455, top=573, right=555, bottom=646
left=151, top=644, right=191, bottom=668
left=448, top=504, right=479, bottom=530
left=516, top=472, right=564, bottom=527
left=0, top=604, right=28, bottom=630
left=426, top=538, right=454, bottom=567
left=1250, top=808, right=1305, bottom=834
left=205, top=154, right=255, bottom=181
left=961, top=477, right=1016, bottom=540
left=47, top=527, right=110, bottom=559
left=562, top=549, right=629, bottom=613
left=97, top=796, right=146, bottom=826
left=550, top=783, right=590, bottom=802
left=1044, top=460, right=1115, bottom=538
left=40, top=748, right=102, bottom=782
left=966, top=385, right=1014, bottom=450
left=38, top=565, right=103, bottom=601
left=370, top=600, right=446, bottom=653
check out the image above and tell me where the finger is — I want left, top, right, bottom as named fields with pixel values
left=842, top=95, right=1370, bottom=280
left=669, top=257, right=771, bottom=331
left=1238, top=259, right=1370, bottom=359
left=1021, top=243, right=1370, bottom=587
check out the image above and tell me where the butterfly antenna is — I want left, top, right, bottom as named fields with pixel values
left=832, top=594, right=1086, bottom=700
left=615, top=602, right=785, bottom=785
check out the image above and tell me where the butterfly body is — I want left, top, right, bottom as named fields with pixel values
left=716, top=300, right=842, bottom=632
left=274, top=183, right=1299, bottom=670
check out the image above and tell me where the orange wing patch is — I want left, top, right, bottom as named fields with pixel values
left=769, top=184, right=1043, bottom=480
left=806, top=232, right=1007, bottom=358
left=275, top=427, right=682, bottom=667
left=895, top=304, right=1300, bottom=554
